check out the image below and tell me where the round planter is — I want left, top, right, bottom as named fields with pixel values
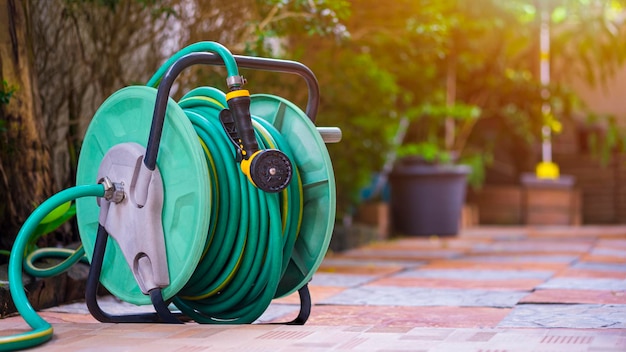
left=389, top=159, right=470, bottom=236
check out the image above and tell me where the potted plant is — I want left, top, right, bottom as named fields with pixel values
left=389, top=98, right=484, bottom=237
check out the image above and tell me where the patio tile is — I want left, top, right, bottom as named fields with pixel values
left=318, top=260, right=408, bottom=276
left=369, top=267, right=551, bottom=290
left=339, top=248, right=464, bottom=262
left=305, top=305, right=511, bottom=328
left=365, top=237, right=480, bottom=251
left=528, top=226, right=626, bottom=239
left=33, top=311, right=99, bottom=324
left=458, top=254, right=580, bottom=264
left=537, top=278, right=626, bottom=291
left=308, top=273, right=377, bottom=287
left=460, top=227, right=529, bottom=241
left=469, top=240, right=593, bottom=255
left=271, top=285, right=346, bottom=305
left=369, top=277, right=543, bottom=291
left=429, top=328, right=626, bottom=352
left=572, top=261, right=626, bottom=271
left=556, top=267, right=626, bottom=280
left=590, top=247, right=626, bottom=257
left=256, top=303, right=301, bottom=323
left=3, top=225, right=626, bottom=351
left=10, top=324, right=626, bottom=352
left=595, top=239, right=626, bottom=249
left=320, top=257, right=421, bottom=271
left=319, top=286, right=528, bottom=308
left=521, top=289, right=626, bottom=305
left=422, top=260, right=571, bottom=272
left=43, top=295, right=155, bottom=316
left=395, top=268, right=554, bottom=280
left=498, top=304, right=626, bottom=329
left=581, top=253, right=626, bottom=264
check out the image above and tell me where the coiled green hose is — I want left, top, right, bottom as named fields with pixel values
left=171, top=89, right=302, bottom=323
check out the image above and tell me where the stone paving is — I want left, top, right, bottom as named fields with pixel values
left=1, top=225, right=626, bottom=351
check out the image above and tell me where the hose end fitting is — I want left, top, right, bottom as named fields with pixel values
left=98, top=176, right=125, bottom=204
left=226, top=75, right=246, bottom=90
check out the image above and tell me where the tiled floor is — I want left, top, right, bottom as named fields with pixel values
left=1, top=225, right=626, bottom=351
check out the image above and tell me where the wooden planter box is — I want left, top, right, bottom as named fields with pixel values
left=468, top=186, right=524, bottom=225
left=521, top=174, right=581, bottom=226
left=468, top=180, right=581, bottom=226
left=355, top=201, right=390, bottom=239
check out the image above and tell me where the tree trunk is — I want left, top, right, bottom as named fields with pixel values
left=0, top=0, right=51, bottom=250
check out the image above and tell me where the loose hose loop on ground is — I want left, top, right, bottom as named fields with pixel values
left=0, top=184, right=105, bottom=351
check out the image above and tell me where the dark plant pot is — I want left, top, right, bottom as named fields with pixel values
left=389, top=158, right=470, bottom=236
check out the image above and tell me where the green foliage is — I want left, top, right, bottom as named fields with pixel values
left=32, top=0, right=626, bottom=218
left=316, top=49, right=400, bottom=212
left=0, top=80, right=16, bottom=106
left=360, top=0, right=626, bottom=185
left=62, top=0, right=176, bottom=16
left=282, top=0, right=626, bottom=213
left=244, top=0, right=350, bottom=56
left=63, top=0, right=123, bottom=9
left=585, top=113, right=626, bottom=165
left=0, top=80, right=17, bottom=133
left=396, top=142, right=453, bottom=164
left=398, top=102, right=482, bottom=164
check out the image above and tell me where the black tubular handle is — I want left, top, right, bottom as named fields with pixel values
left=211, top=54, right=320, bottom=122
left=145, top=52, right=228, bottom=171
left=144, top=52, right=320, bottom=171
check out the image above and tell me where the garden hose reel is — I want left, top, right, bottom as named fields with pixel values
left=0, top=41, right=340, bottom=351
left=77, top=43, right=339, bottom=312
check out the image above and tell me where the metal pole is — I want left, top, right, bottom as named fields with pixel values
left=540, top=8, right=552, bottom=164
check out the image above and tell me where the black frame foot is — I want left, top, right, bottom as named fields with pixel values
left=85, top=225, right=182, bottom=324
left=272, top=283, right=311, bottom=325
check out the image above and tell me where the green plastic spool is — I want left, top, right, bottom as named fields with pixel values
left=250, top=94, right=336, bottom=298
left=75, top=86, right=211, bottom=305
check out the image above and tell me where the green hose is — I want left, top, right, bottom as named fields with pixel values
left=0, top=184, right=104, bottom=352
left=147, top=42, right=240, bottom=88
left=24, top=246, right=87, bottom=278
left=171, top=90, right=302, bottom=323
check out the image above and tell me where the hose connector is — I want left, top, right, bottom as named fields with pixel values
left=226, top=75, right=246, bottom=89
left=99, top=176, right=125, bottom=204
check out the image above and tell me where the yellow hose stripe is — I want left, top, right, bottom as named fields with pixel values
left=199, top=138, right=218, bottom=258
left=252, top=121, right=291, bottom=232
left=179, top=96, right=226, bottom=109
left=1, top=326, right=53, bottom=344
left=295, top=170, right=304, bottom=238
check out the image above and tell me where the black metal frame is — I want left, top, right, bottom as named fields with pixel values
left=85, top=52, right=320, bottom=325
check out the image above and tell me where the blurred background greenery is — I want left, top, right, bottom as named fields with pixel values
left=1, top=0, right=626, bottom=252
